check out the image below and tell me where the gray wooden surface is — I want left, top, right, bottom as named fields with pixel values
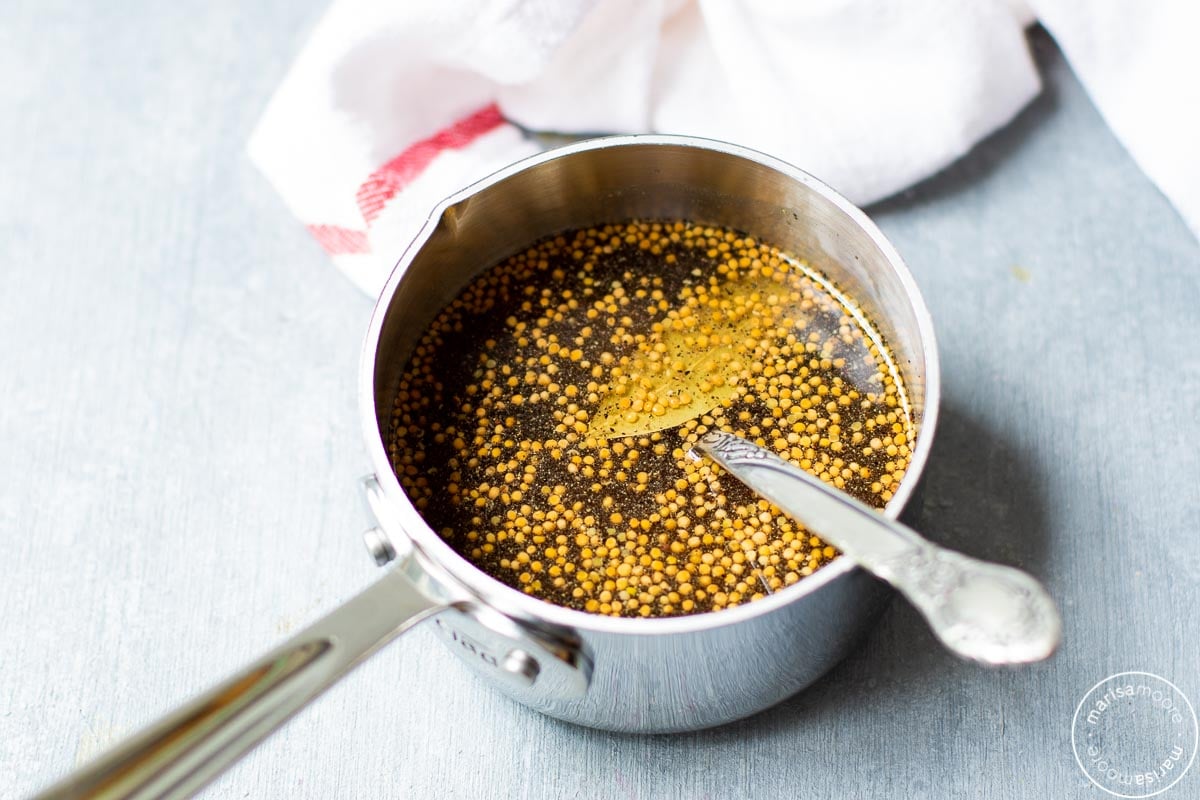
left=3, top=3, right=1199, bottom=798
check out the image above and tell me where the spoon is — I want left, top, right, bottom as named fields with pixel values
left=693, top=431, right=1061, bottom=665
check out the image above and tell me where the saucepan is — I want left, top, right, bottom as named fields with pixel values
left=35, top=136, right=942, bottom=799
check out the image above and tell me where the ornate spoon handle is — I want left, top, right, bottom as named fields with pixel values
left=696, top=431, right=1061, bottom=665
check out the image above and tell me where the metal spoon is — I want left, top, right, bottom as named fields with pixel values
left=694, top=431, right=1061, bottom=665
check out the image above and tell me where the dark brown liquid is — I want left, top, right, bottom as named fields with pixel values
left=389, top=220, right=914, bottom=617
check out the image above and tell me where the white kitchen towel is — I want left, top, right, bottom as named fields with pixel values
left=248, top=0, right=1200, bottom=296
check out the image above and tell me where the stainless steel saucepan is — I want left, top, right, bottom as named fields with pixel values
left=35, top=136, right=943, bottom=799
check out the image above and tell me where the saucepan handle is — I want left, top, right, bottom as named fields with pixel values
left=32, top=567, right=442, bottom=800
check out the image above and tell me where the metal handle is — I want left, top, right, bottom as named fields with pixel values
left=695, top=431, right=1060, bottom=665
left=33, top=567, right=442, bottom=800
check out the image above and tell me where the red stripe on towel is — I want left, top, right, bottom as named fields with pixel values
left=307, top=223, right=370, bottom=255
left=355, top=103, right=506, bottom=223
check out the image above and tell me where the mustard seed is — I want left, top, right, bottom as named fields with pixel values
left=389, top=220, right=915, bottom=618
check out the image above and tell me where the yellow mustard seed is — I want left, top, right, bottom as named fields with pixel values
left=389, top=220, right=915, bottom=618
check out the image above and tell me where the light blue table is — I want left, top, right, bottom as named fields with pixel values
left=2, top=4, right=1198, bottom=798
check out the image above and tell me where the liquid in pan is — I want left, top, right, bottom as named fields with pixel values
left=388, top=220, right=915, bottom=618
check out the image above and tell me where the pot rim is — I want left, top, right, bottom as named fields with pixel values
left=359, top=133, right=942, bottom=636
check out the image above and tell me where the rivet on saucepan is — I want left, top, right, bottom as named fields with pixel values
left=362, top=527, right=396, bottom=566
left=500, top=649, right=540, bottom=687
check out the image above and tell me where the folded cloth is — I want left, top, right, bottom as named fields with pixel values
left=249, top=0, right=1200, bottom=295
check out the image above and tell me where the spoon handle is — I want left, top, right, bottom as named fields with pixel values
left=695, top=431, right=1060, bottom=665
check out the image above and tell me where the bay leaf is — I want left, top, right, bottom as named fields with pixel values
left=591, top=344, right=739, bottom=439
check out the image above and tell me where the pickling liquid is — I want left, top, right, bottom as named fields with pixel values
left=388, top=220, right=915, bottom=617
